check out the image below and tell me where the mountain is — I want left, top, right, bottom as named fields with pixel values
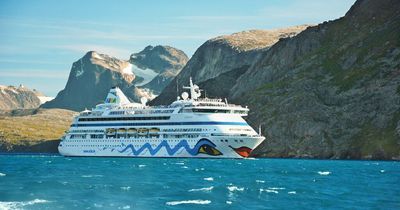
left=154, top=0, right=400, bottom=159
left=42, top=46, right=187, bottom=112
left=130, top=45, right=189, bottom=94
left=0, top=85, right=52, bottom=110
left=233, top=0, right=400, bottom=159
left=41, top=51, right=138, bottom=111
left=150, top=25, right=309, bottom=105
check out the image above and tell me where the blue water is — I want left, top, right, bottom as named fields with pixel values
left=0, top=155, right=399, bottom=210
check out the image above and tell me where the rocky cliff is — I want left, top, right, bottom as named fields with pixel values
left=154, top=0, right=400, bottom=160
left=130, top=45, right=188, bottom=94
left=0, top=85, right=51, bottom=110
left=232, top=0, right=400, bottom=160
left=41, top=51, right=138, bottom=111
left=42, top=46, right=187, bottom=111
left=151, top=25, right=309, bottom=105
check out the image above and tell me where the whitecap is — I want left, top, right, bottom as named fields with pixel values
left=226, top=201, right=232, bottom=205
left=380, top=170, right=385, bottom=173
left=288, top=191, right=297, bottom=194
left=203, top=177, right=214, bottom=181
left=237, top=162, right=242, bottom=165
left=181, top=166, right=189, bottom=169
left=175, top=162, right=185, bottom=165
left=0, top=199, right=50, bottom=209
left=138, top=165, right=146, bottom=168
left=318, top=171, right=331, bottom=176
left=259, top=189, right=278, bottom=194
left=268, top=187, right=285, bottom=190
left=0, top=173, right=6, bottom=177
left=94, top=203, right=103, bottom=208
left=188, top=186, right=214, bottom=192
left=227, top=186, right=244, bottom=192
left=81, top=175, right=103, bottom=178
left=166, top=200, right=211, bottom=206
left=120, top=186, right=131, bottom=191
left=119, top=205, right=130, bottom=209
left=255, top=180, right=265, bottom=183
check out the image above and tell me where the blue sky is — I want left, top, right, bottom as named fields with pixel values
left=0, top=0, right=356, bottom=96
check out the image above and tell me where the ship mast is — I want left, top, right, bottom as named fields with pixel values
left=182, top=77, right=201, bottom=100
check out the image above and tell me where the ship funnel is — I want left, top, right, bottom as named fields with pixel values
left=104, top=87, right=131, bottom=105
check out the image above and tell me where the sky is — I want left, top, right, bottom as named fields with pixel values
left=0, top=0, right=356, bottom=96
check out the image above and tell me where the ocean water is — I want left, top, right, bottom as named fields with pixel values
left=0, top=155, right=399, bottom=210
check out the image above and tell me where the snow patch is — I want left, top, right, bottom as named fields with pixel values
left=122, top=64, right=133, bottom=75
left=37, top=96, right=54, bottom=104
left=130, top=63, right=158, bottom=86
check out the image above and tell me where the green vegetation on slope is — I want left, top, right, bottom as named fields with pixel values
left=0, top=108, right=76, bottom=148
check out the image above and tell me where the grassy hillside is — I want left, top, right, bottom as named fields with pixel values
left=0, top=108, right=76, bottom=151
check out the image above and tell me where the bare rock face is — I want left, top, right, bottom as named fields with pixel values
left=41, top=46, right=188, bottom=112
left=41, top=51, right=140, bottom=111
left=130, top=45, right=189, bottom=95
left=231, top=0, right=400, bottom=159
left=151, top=25, right=308, bottom=105
left=0, top=85, right=43, bottom=110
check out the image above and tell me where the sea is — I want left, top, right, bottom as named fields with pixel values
left=0, top=155, right=399, bottom=210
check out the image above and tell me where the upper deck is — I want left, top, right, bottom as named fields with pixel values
left=77, top=78, right=249, bottom=119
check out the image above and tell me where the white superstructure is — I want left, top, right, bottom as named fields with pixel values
left=58, top=78, right=265, bottom=158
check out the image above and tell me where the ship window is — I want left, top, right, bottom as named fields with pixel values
left=78, top=116, right=170, bottom=121
left=192, top=109, right=230, bottom=113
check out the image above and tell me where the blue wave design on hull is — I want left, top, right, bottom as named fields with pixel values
left=118, top=139, right=216, bottom=156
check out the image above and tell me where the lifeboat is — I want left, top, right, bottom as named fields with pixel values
left=149, top=127, right=160, bottom=133
left=127, top=128, right=137, bottom=133
left=117, top=128, right=126, bottom=133
left=137, top=128, right=148, bottom=135
left=106, top=128, right=116, bottom=135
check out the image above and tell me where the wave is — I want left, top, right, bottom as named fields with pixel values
left=166, top=200, right=211, bottom=206
left=318, top=171, right=331, bottom=176
left=227, top=186, right=244, bottom=192
left=188, top=186, right=214, bottom=192
left=0, top=173, right=6, bottom=177
left=0, top=199, right=50, bottom=210
left=81, top=175, right=103, bottom=178
left=259, top=189, right=278, bottom=194
left=120, top=186, right=131, bottom=191
left=268, top=187, right=285, bottom=190
left=203, top=177, right=214, bottom=181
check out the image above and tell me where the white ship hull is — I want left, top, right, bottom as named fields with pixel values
left=59, top=136, right=264, bottom=158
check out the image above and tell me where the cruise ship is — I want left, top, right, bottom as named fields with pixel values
left=58, top=78, right=265, bottom=158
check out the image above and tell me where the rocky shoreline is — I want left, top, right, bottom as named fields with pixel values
left=0, top=139, right=59, bottom=154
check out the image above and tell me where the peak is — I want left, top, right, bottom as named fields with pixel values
left=209, top=25, right=311, bottom=51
